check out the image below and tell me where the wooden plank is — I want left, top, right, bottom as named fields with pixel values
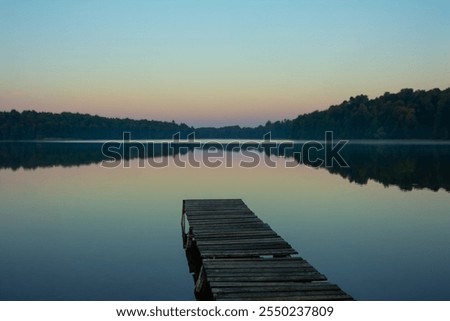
left=204, top=264, right=317, bottom=271
left=196, top=237, right=286, bottom=246
left=185, top=201, right=247, bottom=208
left=186, top=206, right=248, bottom=210
left=205, top=269, right=319, bottom=276
left=215, top=290, right=348, bottom=298
left=185, top=199, right=244, bottom=202
left=195, top=234, right=277, bottom=239
left=203, top=259, right=311, bottom=267
left=199, top=241, right=286, bottom=247
left=190, top=223, right=265, bottom=229
left=188, top=215, right=256, bottom=219
left=186, top=207, right=249, bottom=211
left=187, top=210, right=255, bottom=214
left=204, top=265, right=319, bottom=273
left=187, top=216, right=258, bottom=221
left=191, top=222, right=269, bottom=228
left=187, top=209, right=254, bottom=213
left=215, top=293, right=353, bottom=301
left=193, top=227, right=273, bottom=232
left=210, top=283, right=342, bottom=293
left=200, top=248, right=298, bottom=256
left=185, top=199, right=245, bottom=204
left=194, top=235, right=280, bottom=241
left=203, top=257, right=306, bottom=263
left=192, top=227, right=273, bottom=233
left=192, top=227, right=272, bottom=232
left=207, top=274, right=327, bottom=282
left=200, top=247, right=297, bottom=254
left=188, top=219, right=263, bottom=225
left=203, top=257, right=305, bottom=262
left=197, top=240, right=290, bottom=250
left=194, top=236, right=280, bottom=242
left=204, top=263, right=313, bottom=270
left=209, top=281, right=333, bottom=288
left=197, top=241, right=292, bottom=249
left=186, top=205, right=254, bottom=211
left=185, top=206, right=247, bottom=210
left=193, top=230, right=277, bottom=236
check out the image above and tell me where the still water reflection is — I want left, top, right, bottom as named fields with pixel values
left=0, top=141, right=449, bottom=300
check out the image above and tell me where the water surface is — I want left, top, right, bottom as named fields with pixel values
left=0, top=141, right=449, bottom=300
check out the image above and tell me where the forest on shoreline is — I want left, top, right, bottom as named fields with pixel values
left=1, top=87, right=449, bottom=140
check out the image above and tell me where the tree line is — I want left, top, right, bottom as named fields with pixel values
left=0, top=110, right=290, bottom=140
left=291, top=88, right=450, bottom=139
left=0, top=110, right=193, bottom=139
left=1, top=87, right=449, bottom=140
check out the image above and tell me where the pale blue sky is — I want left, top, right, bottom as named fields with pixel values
left=1, top=0, right=449, bottom=126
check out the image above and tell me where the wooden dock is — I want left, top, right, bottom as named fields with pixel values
left=182, top=199, right=352, bottom=301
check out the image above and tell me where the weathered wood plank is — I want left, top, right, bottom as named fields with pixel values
left=194, top=233, right=277, bottom=240
left=188, top=219, right=263, bottom=225
left=193, top=230, right=277, bottom=236
left=209, top=281, right=332, bottom=288
left=203, top=257, right=306, bottom=263
left=200, top=249, right=298, bottom=257
left=203, top=263, right=313, bottom=270
left=205, top=261, right=310, bottom=267
left=193, top=227, right=273, bottom=233
left=203, top=257, right=306, bottom=262
left=185, top=198, right=244, bottom=202
left=184, top=199, right=245, bottom=204
left=196, top=237, right=286, bottom=246
left=194, top=235, right=281, bottom=242
left=210, top=283, right=341, bottom=293
left=215, top=293, right=353, bottom=301
left=186, top=207, right=248, bottom=211
left=215, top=290, right=348, bottom=298
left=191, top=222, right=269, bottom=228
left=188, top=215, right=259, bottom=220
left=185, top=201, right=247, bottom=209
left=188, top=216, right=262, bottom=222
left=207, top=274, right=327, bottom=282
left=194, top=236, right=279, bottom=242
left=203, top=259, right=311, bottom=267
left=194, top=226, right=273, bottom=231
left=205, top=269, right=319, bottom=276
left=197, top=242, right=293, bottom=249
left=187, top=210, right=255, bottom=215
left=187, top=209, right=254, bottom=213
left=187, top=212, right=254, bottom=216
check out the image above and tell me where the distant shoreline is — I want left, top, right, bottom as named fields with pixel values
left=2, top=87, right=449, bottom=140
left=1, top=139, right=450, bottom=145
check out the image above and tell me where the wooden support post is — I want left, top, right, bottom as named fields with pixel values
left=181, top=208, right=187, bottom=248
left=195, top=265, right=206, bottom=293
left=181, top=210, right=186, bottom=234
left=185, top=228, right=193, bottom=250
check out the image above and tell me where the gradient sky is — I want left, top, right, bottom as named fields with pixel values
left=1, top=0, right=449, bottom=127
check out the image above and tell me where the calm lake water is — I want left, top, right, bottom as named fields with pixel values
left=0, top=141, right=449, bottom=300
